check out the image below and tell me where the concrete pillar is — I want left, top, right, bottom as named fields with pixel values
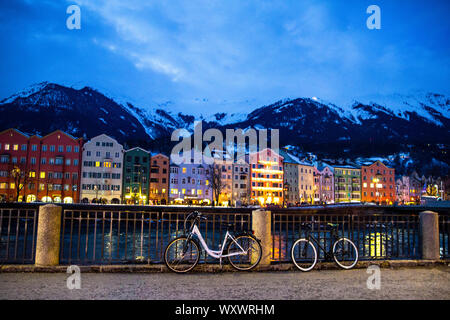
left=35, top=204, right=62, bottom=266
left=252, top=209, right=272, bottom=267
left=419, top=211, right=440, bottom=260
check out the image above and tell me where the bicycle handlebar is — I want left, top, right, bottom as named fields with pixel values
left=183, top=211, right=207, bottom=234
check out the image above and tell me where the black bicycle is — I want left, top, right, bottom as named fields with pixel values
left=291, top=222, right=359, bottom=271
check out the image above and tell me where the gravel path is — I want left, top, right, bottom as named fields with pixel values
left=0, top=266, right=449, bottom=300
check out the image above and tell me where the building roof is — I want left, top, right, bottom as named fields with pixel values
left=124, top=146, right=150, bottom=154
left=279, top=149, right=313, bottom=166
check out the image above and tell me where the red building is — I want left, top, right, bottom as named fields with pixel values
left=361, top=161, right=396, bottom=204
left=0, top=128, right=83, bottom=203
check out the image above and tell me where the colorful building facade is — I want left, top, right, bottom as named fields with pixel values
left=169, top=162, right=212, bottom=205
left=80, top=134, right=123, bottom=204
left=122, top=147, right=150, bottom=205
left=0, top=129, right=83, bottom=203
left=361, top=161, right=395, bottom=204
left=149, top=153, right=169, bottom=205
left=250, top=148, right=284, bottom=206
left=314, top=165, right=335, bottom=204
left=334, top=165, right=361, bottom=203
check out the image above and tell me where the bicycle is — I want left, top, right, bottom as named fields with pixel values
left=164, top=211, right=263, bottom=273
left=291, top=222, right=358, bottom=271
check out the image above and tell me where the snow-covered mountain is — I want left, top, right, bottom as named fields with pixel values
left=0, top=82, right=448, bottom=174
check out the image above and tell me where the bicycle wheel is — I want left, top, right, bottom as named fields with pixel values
left=291, top=238, right=317, bottom=272
left=226, top=235, right=262, bottom=271
left=164, top=236, right=200, bottom=273
left=333, top=238, right=358, bottom=269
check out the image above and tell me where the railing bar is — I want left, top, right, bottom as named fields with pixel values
left=22, top=209, right=29, bottom=262
left=155, top=211, right=159, bottom=262
left=5, top=209, right=12, bottom=260
left=109, top=211, right=113, bottom=263
left=148, top=212, right=152, bottom=263
left=76, top=211, right=82, bottom=262
left=140, top=212, right=144, bottom=260
left=124, top=212, right=129, bottom=261
left=60, top=209, right=66, bottom=263
left=118, top=211, right=122, bottom=261
left=101, top=211, right=105, bottom=261
left=93, top=211, right=98, bottom=262
left=14, top=210, right=20, bottom=260
left=132, top=212, right=137, bottom=260
left=84, top=211, right=90, bottom=263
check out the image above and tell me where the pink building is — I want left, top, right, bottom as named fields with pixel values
left=313, top=165, right=334, bottom=204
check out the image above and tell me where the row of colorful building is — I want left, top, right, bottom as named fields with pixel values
left=0, top=128, right=446, bottom=206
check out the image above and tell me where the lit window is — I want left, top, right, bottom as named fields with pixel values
left=104, top=162, right=111, bottom=168
left=182, top=167, right=186, bottom=173
left=95, top=161, right=101, bottom=167
left=192, top=189, right=196, bottom=195
left=13, top=144, right=18, bottom=151
left=197, top=189, right=202, bottom=195
left=29, top=171, right=36, bottom=178
left=40, top=172, right=45, bottom=179
left=363, top=183, right=367, bottom=188
left=5, top=144, right=10, bottom=150
left=182, top=188, right=186, bottom=194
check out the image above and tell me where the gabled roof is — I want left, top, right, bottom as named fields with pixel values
left=40, top=129, right=82, bottom=141
left=124, top=146, right=150, bottom=154
left=0, top=128, right=30, bottom=139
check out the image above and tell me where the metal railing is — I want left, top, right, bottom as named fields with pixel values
left=59, top=208, right=252, bottom=264
left=0, top=208, right=38, bottom=264
left=271, top=211, right=422, bottom=262
left=439, top=215, right=450, bottom=259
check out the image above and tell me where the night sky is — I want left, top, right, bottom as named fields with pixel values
left=0, top=0, right=449, bottom=115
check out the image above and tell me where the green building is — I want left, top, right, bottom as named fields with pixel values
left=122, top=147, right=150, bottom=204
left=333, top=165, right=361, bottom=203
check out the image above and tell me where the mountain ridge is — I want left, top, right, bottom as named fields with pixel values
left=0, top=82, right=448, bottom=176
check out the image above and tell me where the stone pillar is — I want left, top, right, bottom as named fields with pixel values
left=35, top=204, right=62, bottom=266
left=252, top=209, right=272, bottom=267
left=419, top=211, right=440, bottom=260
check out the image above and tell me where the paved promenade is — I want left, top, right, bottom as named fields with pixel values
left=0, top=266, right=449, bottom=300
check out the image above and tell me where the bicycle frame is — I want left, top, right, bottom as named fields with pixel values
left=188, top=224, right=247, bottom=259
left=304, top=227, right=339, bottom=259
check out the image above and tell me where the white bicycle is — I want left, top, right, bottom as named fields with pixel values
left=164, top=211, right=262, bottom=273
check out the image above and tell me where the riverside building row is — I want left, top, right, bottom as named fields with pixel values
left=0, top=128, right=444, bottom=205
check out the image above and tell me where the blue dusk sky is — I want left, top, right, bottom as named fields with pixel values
left=0, top=0, right=449, bottom=115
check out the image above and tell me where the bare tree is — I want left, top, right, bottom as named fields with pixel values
left=10, top=163, right=31, bottom=202
left=207, top=163, right=225, bottom=207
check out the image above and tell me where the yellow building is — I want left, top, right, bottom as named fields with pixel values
left=250, top=148, right=284, bottom=206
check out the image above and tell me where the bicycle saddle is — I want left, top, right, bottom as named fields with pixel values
left=327, top=223, right=339, bottom=228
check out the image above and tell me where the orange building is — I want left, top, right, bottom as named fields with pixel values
left=250, top=148, right=284, bottom=206
left=361, top=161, right=396, bottom=204
left=149, top=153, right=169, bottom=205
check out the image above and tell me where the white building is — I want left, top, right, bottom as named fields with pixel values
left=80, top=134, right=124, bottom=204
